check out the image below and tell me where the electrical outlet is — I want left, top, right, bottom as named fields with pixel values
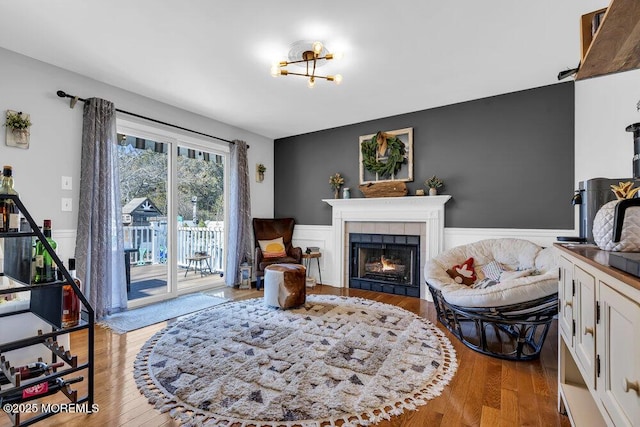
left=61, top=198, right=72, bottom=212
left=61, top=176, right=72, bottom=190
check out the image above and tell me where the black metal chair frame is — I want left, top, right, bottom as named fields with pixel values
left=427, top=283, right=558, bottom=361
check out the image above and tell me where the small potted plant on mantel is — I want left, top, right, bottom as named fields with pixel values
left=4, top=111, right=32, bottom=146
left=329, top=172, right=345, bottom=198
left=425, top=175, right=444, bottom=196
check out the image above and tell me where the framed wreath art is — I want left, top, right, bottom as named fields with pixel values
left=359, top=127, right=413, bottom=184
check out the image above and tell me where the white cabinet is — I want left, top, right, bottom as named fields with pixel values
left=558, top=256, right=574, bottom=344
left=556, top=244, right=640, bottom=427
left=574, top=266, right=597, bottom=390
left=597, top=284, right=640, bottom=426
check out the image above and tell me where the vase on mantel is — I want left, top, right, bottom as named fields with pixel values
left=429, top=188, right=438, bottom=196
left=333, top=189, right=340, bottom=199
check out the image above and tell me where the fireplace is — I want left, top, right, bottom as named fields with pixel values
left=323, top=195, right=451, bottom=300
left=349, top=233, right=420, bottom=297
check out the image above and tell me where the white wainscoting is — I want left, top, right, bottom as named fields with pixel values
left=0, top=229, right=77, bottom=275
left=293, top=225, right=576, bottom=287
left=5, top=227, right=573, bottom=289
left=52, top=229, right=77, bottom=266
left=292, top=225, right=332, bottom=285
left=444, top=228, right=576, bottom=249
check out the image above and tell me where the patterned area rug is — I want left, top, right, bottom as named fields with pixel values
left=134, top=295, right=457, bottom=426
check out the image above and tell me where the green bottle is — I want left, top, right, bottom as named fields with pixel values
left=33, top=219, right=57, bottom=283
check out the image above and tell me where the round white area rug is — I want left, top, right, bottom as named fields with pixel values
left=134, top=295, right=457, bottom=426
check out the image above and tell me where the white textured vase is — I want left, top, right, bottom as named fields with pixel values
left=429, top=188, right=437, bottom=196
left=11, top=128, right=29, bottom=145
left=592, top=200, right=640, bottom=251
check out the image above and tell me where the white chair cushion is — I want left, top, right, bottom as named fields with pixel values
left=425, top=239, right=558, bottom=308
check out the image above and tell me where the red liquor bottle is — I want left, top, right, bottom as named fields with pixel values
left=61, top=258, right=81, bottom=328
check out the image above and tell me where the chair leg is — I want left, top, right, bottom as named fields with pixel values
left=256, top=276, right=263, bottom=290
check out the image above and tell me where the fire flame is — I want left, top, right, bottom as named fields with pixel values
left=381, top=255, right=396, bottom=271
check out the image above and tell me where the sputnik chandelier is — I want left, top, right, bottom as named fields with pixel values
left=271, top=41, right=343, bottom=88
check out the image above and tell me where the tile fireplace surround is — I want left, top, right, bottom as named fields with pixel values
left=323, top=195, right=451, bottom=300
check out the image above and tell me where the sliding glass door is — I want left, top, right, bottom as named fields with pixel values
left=116, top=119, right=229, bottom=308
left=117, top=134, right=170, bottom=304
left=176, top=146, right=225, bottom=292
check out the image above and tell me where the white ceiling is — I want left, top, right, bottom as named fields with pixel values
left=0, top=1, right=598, bottom=139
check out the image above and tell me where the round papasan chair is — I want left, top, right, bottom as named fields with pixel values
left=424, top=238, right=558, bottom=360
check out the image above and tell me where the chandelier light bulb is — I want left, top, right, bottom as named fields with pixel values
left=332, top=51, right=344, bottom=60
left=308, top=77, right=316, bottom=89
left=334, top=74, right=343, bottom=85
left=270, top=64, right=280, bottom=77
left=312, top=41, right=323, bottom=55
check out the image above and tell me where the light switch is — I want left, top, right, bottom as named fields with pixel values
left=61, top=176, right=72, bottom=190
left=61, top=198, right=72, bottom=212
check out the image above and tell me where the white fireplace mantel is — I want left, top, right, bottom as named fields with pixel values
left=323, top=195, right=451, bottom=296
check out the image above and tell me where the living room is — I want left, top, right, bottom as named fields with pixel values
left=0, top=1, right=638, bottom=426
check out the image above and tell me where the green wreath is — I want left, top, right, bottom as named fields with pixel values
left=361, top=131, right=406, bottom=177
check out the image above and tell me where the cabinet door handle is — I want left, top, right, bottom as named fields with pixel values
left=564, top=300, right=573, bottom=308
left=584, top=326, right=594, bottom=336
left=623, top=378, right=640, bottom=395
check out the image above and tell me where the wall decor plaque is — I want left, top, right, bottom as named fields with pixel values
left=359, top=127, right=412, bottom=184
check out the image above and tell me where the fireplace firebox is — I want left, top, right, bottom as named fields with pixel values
left=349, top=233, right=420, bottom=297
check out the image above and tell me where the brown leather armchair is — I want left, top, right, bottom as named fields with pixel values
left=252, top=218, right=302, bottom=290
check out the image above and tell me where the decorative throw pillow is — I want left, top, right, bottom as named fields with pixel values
left=446, top=257, right=477, bottom=286
left=481, top=260, right=505, bottom=281
left=258, top=237, right=287, bottom=258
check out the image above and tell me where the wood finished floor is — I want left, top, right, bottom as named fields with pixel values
left=3, top=285, right=571, bottom=427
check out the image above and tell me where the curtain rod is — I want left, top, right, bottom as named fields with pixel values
left=56, top=90, right=242, bottom=146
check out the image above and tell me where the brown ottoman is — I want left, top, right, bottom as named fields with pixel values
left=263, top=263, right=306, bottom=309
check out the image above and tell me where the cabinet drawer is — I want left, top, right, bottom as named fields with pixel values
left=597, top=283, right=640, bottom=427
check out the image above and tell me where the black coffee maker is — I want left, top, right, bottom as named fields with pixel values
left=558, top=122, right=640, bottom=243
left=572, top=178, right=640, bottom=243
left=628, top=122, right=640, bottom=178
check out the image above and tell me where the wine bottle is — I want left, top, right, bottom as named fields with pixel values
left=61, top=258, right=81, bottom=328
left=33, top=220, right=57, bottom=283
left=0, top=165, right=19, bottom=232
left=0, top=173, right=5, bottom=232
left=0, top=361, right=65, bottom=385
left=0, top=376, right=83, bottom=404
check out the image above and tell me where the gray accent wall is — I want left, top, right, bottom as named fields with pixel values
left=275, top=82, right=574, bottom=228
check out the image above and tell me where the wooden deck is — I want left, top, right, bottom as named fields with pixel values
left=128, top=263, right=226, bottom=299
left=1, top=285, right=570, bottom=427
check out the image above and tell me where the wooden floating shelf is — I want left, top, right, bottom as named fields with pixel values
left=576, top=0, right=640, bottom=80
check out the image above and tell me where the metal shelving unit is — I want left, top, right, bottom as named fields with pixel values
left=0, top=194, right=94, bottom=426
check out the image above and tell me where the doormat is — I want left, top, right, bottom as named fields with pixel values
left=100, top=293, right=229, bottom=334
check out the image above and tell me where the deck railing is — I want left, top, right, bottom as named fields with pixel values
left=123, top=223, right=224, bottom=272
